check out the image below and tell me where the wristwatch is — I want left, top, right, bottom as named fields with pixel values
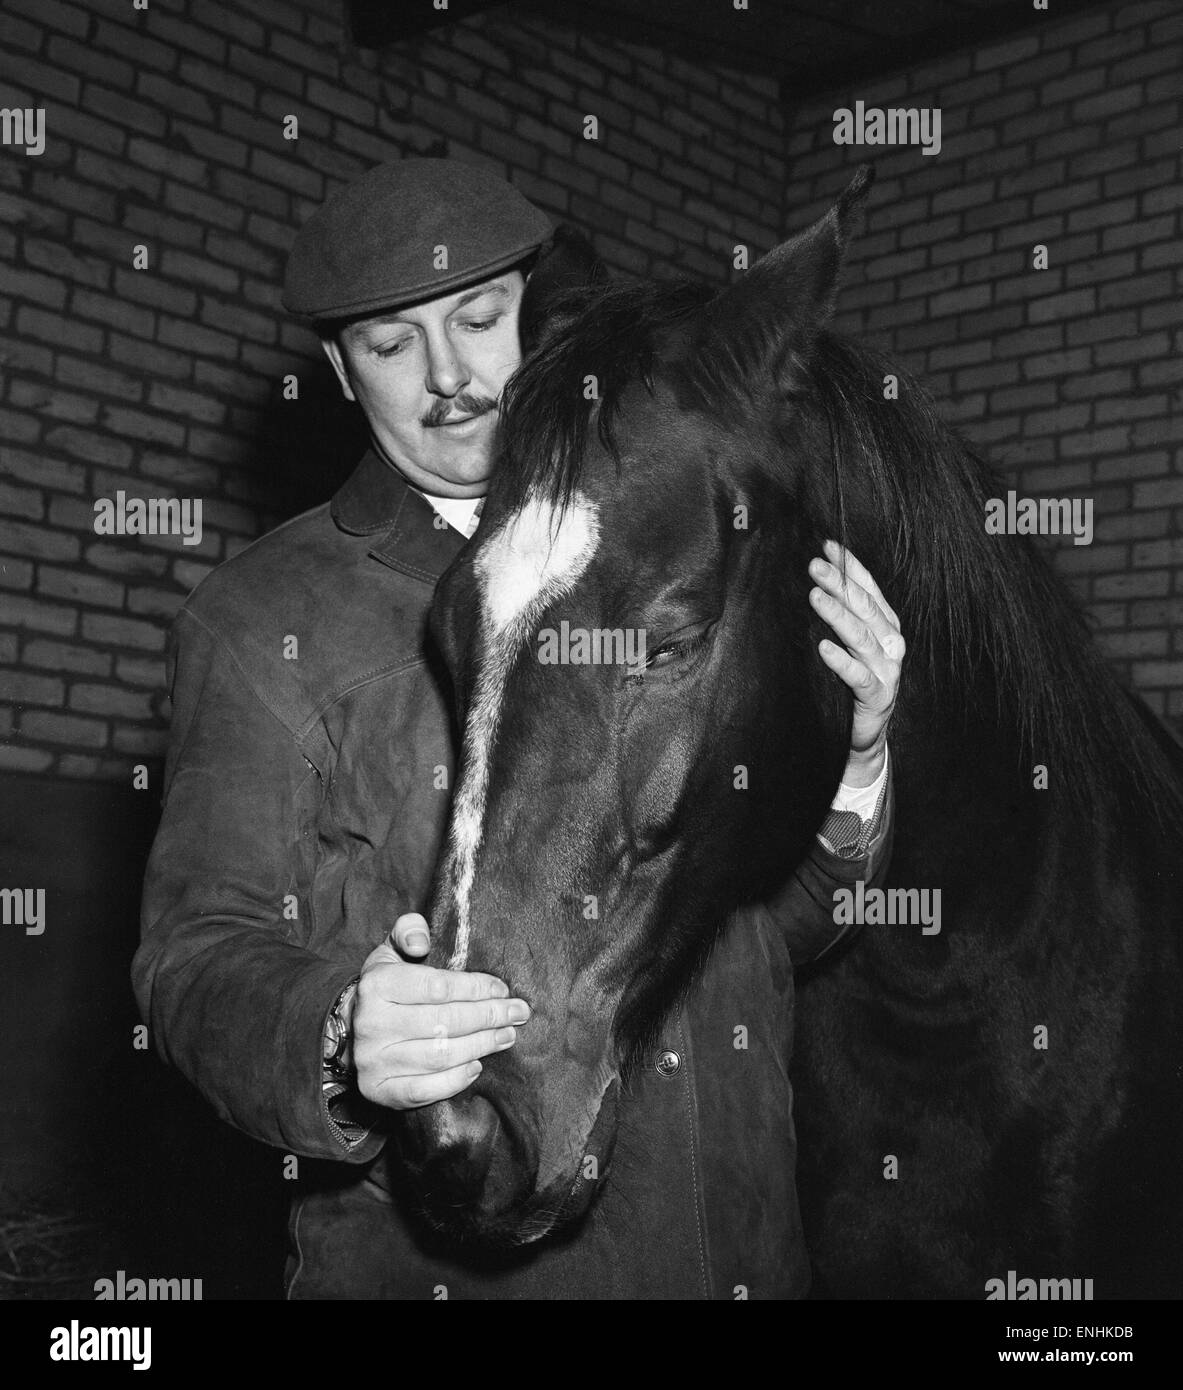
left=323, top=976, right=360, bottom=1080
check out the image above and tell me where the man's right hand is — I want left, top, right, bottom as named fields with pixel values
left=350, top=912, right=530, bottom=1111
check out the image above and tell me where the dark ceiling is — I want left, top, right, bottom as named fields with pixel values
left=350, top=0, right=1108, bottom=95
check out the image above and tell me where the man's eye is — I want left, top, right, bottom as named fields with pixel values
left=374, top=339, right=412, bottom=358
left=460, top=316, right=500, bottom=332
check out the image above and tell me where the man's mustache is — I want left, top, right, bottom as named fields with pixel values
left=422, top=393, right=499, bottom=428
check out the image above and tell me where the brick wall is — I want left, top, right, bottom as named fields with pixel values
left=0, top=0, right=786, bottom=777
left=2, top=0, right=1181, bottom=779
left=782, top=0, right=1183, bottom=727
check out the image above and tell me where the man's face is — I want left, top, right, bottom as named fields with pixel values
left=322, top=271, right=525, bottom=497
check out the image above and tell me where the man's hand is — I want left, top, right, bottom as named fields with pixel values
left=809, top=540, right=905, bottom=788
left=349, top=912, right=530, bottom=1111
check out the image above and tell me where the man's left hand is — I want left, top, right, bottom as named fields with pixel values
left=808, top=540, right=905, bottom=789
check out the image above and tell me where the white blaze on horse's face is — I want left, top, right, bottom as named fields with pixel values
left=446, top=490, right=601, bottom=970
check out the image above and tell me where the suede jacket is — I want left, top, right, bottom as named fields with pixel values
left=134, top=450, right=893, bottom=1301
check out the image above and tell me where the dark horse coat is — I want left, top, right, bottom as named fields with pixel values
left=134, top=449, right=892, bottom=1300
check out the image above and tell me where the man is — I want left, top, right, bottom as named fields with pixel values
left=134, top=160, right=904, bottom=1299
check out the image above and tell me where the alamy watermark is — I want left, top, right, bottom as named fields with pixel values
left=985, top=491, right=1093, bottom=546
left=833, top=101, right=941, bottom=157
left=537, top=621, right=647, bottom=674
left=49, top=1322, right=150, bottom=1371
left=1, top=887, right=44, bottom=935
left=93, top=490, right=203, bottom=546
left=94, top=1270, right=202, bottom=1300
left=0, top=107, right=45, bottom=157
left=986, top=1270, right=1094, bottom=1300
left=833, top=879, right=941, bottom=934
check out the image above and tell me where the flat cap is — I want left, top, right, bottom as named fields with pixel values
left=283, top=159, right=555, bottom=323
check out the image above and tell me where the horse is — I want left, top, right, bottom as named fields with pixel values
left=396, top=168, right=1183, bottom=1297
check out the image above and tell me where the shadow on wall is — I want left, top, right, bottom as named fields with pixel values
left=250, top=350, right=371, bottom=525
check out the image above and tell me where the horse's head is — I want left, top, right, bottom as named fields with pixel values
left=397, top=170, right=874, bottom=1245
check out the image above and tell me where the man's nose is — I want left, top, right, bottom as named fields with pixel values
left=424, top=329, right=470, bottom=398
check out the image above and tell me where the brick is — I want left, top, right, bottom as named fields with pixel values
left=71, top=287, right=156, bottom=338
left=40, top=426, right=133, bottom=470
left=975, top=32, right=1039, bottom=71
left=82, top=83, right=167, bottom=136
left=0, top=671, right=65, bottom=706
left=1032, top=180, right=1100, bottom=215
left=0, top=262, right=67, bottom=310
left=269, top=28, right=338, bottom=78
left=93, top=18, right=176, bottom=74
left=1067, top=310, right=1139, bottom=346
left=93, top=406, right=185, bottom=450
left=930, top=284, right=992, bottom=317
left=19, top=708, right=107, bottom=747
left=173, top=560, right=216, bottom=593
left=1073, top=85, right=1144, bottom=123
left=1023, top=404, right=1092, bottom=437
left=81, top=613, right=166, bottom=652
left=1100, top=630, right=1168, bottom=659
left=69, top=683, right=154, bottom=720
left=1098, top=271, right=1173, bottom=309
left=107, top=332, right=190, bottom=380
left=22, top=238, right=111, bottom=292
left=0, top=408, right=40, bottom=444
left=197, top=297, right=277, bottom=345
left=5, top=0, right=88, bottom=37
left=127, top=587, right=185, bottom=620
left=0, top=745, right=53, bottom=772
left=1133, top=659, right=1183, bottom=686
left=0, top=520, right=80, bottom=564
left=0, top=556, right=33, bottom=590
left=112, top=725, right=168, bottom=758
left=125, top=205, right=205, bottom=255
left=85, top=544, right=169, bottom=580
left=1134, top=479, right=1183, bottom=508
left=116, top=654, right=167, bottom=688
left=23, top=639, right=112, bottom=676
left=1094, top=331, right=1171, bottom=365
left=1, top=593, right=77, bottom=635
left=37, top=567, right=125, bottom=610
left=16, top=304, right=100, bottom=353
left=49, top=34, right=135, bottom=89
left=174, top=120, right=248, bottom=170
left=157, top=316, right=238, bottom=361
left=178, top=55, right=256, bottom=109
left=1105, top=159, right=1180, bottom=197
left=1027, top=287, right=1097, bottom=323
left=0, top=50, right=80, bottom=103
left=0, top=482, right=43, bottom=521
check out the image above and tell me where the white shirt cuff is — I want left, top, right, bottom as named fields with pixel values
left=829, top=745, right=890, bottom=821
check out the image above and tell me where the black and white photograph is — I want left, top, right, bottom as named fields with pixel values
left=0, top=0, right=1180, bottom=1353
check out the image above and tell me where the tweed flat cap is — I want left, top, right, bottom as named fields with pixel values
left=282, top=159, right=555, bottom=322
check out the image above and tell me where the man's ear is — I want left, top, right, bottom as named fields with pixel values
left=519, top=225, right=609, bottom=354
left=321, top=334, right=356, bottom=402
left=697, top=164, right=874, bottom=396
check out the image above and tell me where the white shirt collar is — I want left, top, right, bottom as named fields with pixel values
left=414, top=490, right=484, bottom=538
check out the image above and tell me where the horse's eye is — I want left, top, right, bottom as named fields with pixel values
left=643, top=625, right=714, bottom=672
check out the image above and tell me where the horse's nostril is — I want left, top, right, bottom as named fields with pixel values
left=442, top=1093, right=499, bottom=1153
left=417, top=1093, right=533, bottom=1221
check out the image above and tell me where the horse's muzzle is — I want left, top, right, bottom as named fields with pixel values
left=396, top=1077, right=620, bottom=1247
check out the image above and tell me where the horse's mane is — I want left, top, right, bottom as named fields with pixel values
left=498, top=278, right=1183, bottom=825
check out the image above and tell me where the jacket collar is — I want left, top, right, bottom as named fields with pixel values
left=331, top=449, right=467, bottom=585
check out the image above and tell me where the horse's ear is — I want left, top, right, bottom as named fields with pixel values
left=701, top=164, right=874, bottom=390
left=519, top=225, right=609, bottom=354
